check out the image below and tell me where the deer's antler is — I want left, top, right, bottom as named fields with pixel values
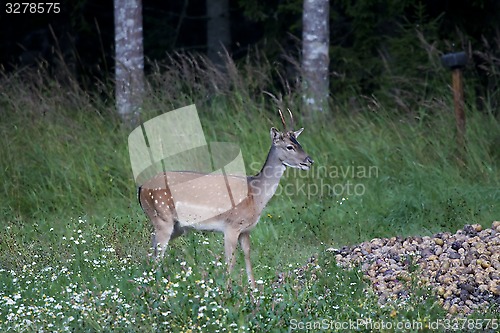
left=278, top=109, right=287, bottom=130
left=287, top=108, right=294, bottom=130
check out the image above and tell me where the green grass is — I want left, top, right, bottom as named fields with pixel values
left=0, top=61, right=499, bottom=331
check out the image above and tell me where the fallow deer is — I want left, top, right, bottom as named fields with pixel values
left=138, top=110, right=313, bottom=288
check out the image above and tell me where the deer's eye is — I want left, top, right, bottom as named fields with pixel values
left=286, top=145, right=295, bottom=151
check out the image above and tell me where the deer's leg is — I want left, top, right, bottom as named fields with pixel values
left=239, top=232, right=256, bottom=288
left=151, top=215, right=174, bottom=259
left=224, top=229, right=239, bottom=272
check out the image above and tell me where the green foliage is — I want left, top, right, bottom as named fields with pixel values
left=330, top=1, right=445, bottom=105
left=235, top=0, right=500, bottom=112
left=237, top=0, right=303, bottom=35
left=0, top=108, right=131, bottom=219
left=0, top=52, right=499, bottom=331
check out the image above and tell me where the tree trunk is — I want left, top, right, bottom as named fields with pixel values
left=206, top=0, right=231, bottom=67
left=114, top=0, right=144, bottom=126
left=302, top=0, right=330, bottom=116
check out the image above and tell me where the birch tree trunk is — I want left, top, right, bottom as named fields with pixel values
left=114, top=0, right=144, bottom=126
left=206, top=0, right=231, bottom=67
left=302, top=0, right=330, bottom=116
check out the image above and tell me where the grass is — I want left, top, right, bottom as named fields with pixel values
left=0, top=56, right=499, bottom=331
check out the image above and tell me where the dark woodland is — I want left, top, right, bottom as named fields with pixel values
left=1, top=0, right=499, bottom=101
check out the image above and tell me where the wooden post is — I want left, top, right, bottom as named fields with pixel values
left=441, top=51, right=467, bottom=151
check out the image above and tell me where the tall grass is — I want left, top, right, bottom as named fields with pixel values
left=0, top=50, right=499, bottom=331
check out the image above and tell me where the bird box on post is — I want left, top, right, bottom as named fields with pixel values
left=441, top=51, right=467, bottom=150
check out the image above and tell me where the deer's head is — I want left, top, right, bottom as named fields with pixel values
left=270, top=109, right=314, bottom=171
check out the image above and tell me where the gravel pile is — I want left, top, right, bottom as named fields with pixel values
left=331, top=221, right=500, bottom=315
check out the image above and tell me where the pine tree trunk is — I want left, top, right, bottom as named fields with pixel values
left=206, top=0, right=231, bottom=67
left=114, top=0, right=144, bottom=126
left=302, top=0, right=330, bottom=116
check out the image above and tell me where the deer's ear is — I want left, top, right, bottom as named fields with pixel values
left=294, top=128, right=304, bottom=138
left=270, top=127, right=281, bottom=143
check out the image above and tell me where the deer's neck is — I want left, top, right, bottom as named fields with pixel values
left=249, top=145, right=286, bottom=210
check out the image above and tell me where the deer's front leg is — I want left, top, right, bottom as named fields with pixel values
left=239, top=232, right=255, bottom=289
left=224, top=229, right=239, bottom=272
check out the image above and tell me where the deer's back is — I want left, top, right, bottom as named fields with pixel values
left=139, top=171, right=259, bottom=232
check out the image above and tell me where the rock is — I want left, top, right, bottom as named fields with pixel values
left=451, top=241, right=462, bottom=251
left=489, top=282, right=500, bottom=296
left=460, top=283, right=475, bottom=293
left=490, top=271, right=500, bottom=281
left=398, top=272, right=411, bottom=282
left=443, top=289, right=453, bottom=299
left=441, top=261, right=451, bottom=272
left=434, top=238, right=444, bottom=246
left=421, top=247, right=433, bottom=258
left=448, top=250, right=461, bottom=259
left=478, top=284, right=488, bottom=292
left=472, top=224, right=483, bottom=232
left=463, top=252, right=475, bottom=266
left=463, top=224, right=477, bottom=236
left=481, top=261, right=491, bottom=269
left=449, top=304, right=459, bottom=315
left=460, top=289, right=469, bottom=302
left=329, top=222, right=500, bottom=316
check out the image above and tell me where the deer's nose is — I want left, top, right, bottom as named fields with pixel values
left=306, top=156, right=314, bottom=164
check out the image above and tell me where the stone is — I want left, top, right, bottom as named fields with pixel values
left=472, top=224, right=482, bottom=232
left=463, top=224, right=477, bottom=235
left=480, top=261, right=491, bottom=269
left=448, top=250, right=461, bottom=259
left=451, top=241, right=462, bottom=251
left=329, top=223, right=500, bottom=316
